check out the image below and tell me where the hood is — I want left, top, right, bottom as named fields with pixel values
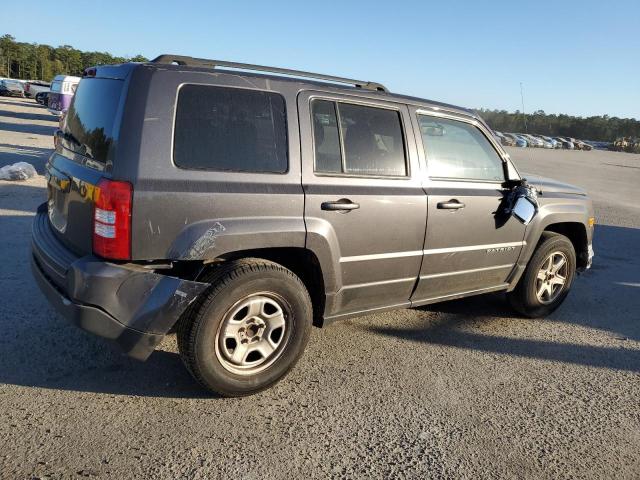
left=522, top=173, right=586, bottom=196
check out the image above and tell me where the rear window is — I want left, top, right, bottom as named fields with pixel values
left=173, top=85, right=288, bottom=173
left=64, top=78, right=124, bottom=164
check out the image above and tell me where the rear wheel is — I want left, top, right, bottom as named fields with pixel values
left=508, top=232, right=576, bottom=318
left=177, top=258, right=312, bottom=396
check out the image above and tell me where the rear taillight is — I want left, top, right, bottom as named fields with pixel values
left=93, top=178, right=132, bottom=260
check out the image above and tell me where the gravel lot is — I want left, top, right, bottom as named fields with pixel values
left=0, top=97, right=638, bottom=479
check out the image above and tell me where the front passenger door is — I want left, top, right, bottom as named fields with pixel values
left=411, top=111, right=527, bottom=303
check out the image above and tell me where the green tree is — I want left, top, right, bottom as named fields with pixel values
left=477, top=108, right=640, bottom=142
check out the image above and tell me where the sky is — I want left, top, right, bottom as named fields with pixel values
left=2, top=0, right=638, bottom=119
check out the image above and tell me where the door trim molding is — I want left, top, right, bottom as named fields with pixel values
left=422, top=241, right=526, bottom=255
left=419, top=263, right=515, bottom=280
left=340, top=250, right=423, bottom=263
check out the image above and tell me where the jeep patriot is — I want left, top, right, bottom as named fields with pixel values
left=32, top=55, right=595, bottom=396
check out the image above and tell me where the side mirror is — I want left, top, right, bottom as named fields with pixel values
left=512, top=196, right=537, bottom=225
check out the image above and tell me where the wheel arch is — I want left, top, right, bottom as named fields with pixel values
left=199, top=247, right=327, bottom=327
left=542, top=222, right=589, bottom=269
left=507, top=202, right=592, bottom=290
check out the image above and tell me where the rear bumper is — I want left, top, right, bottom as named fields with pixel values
left=31, top=204, right=207, bottom=360
left=31, top=256, right=164, bottom=360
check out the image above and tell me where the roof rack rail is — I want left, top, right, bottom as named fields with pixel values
left=150, top=54, right=388, bottom=93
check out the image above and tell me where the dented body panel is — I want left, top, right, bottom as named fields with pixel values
left=31, top=206, right=207, bottom=360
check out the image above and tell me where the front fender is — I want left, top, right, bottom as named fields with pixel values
left=507, top=194, right=593, bottom=289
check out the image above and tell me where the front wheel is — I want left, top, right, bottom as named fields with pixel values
left=508, top=232, right=576, bottom=318
left=177, top=258, right=312, bottom=396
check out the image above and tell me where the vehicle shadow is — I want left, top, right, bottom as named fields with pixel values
left=365, top=223, right=640, bottom=373
left=0, top=209, right=210, bottom=398
left=0, top=98, right=35, bottom=107
left=0, top=143, right=52, bottom=174
left=0, top=109, right=57, bottom=123
left=0, top=121, right=56, bottom=136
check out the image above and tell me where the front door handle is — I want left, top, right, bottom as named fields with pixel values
left=321, top=199, right=360, bottom=212
left=437, top=199, right=466, bottom=210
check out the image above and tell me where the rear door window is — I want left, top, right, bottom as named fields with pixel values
left=312, top=100, right=407, bottom=177
left=311, top=100, right=342, bottom=173
left=173, top=85, right=288, bottom=173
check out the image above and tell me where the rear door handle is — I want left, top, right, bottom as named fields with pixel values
left=321, top=199, right=360, bottom=212
left=437, top=200, right=465, bottom=210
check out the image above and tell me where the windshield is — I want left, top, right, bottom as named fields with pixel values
left=63, top=78, right=124, bottom=165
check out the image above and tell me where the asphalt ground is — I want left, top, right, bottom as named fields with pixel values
left=0, top=96, right=638, bottom=479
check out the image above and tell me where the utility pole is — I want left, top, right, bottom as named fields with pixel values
left=520, top=82, right=528, bottom=132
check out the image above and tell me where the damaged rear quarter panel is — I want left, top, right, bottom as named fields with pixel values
left=124, top=69, right=306, bottom=261
left=166, top=217, right=306, bottom=261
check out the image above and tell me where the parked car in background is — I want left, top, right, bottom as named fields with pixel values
left=538, top=135, right=560, bottom=148
left=504, top=133, right=527, bottom=147
left=534, top=136, right=554, bottom=149
left=24, top=81, right=50, bottom=98
left=569, top=138, right=592, bottom=151
left=520, top=134, right=544, bottom=148
left=494, top=131, right=515, bottom=146
left=48, top=75, right=80, bottom=116
left=586, top=141, right=611, bottom=150
left=35, top=91, right=50, bottom=106
left=554, top=137, right=574, bottom=149
left=0, top=79, right=25, bottom=97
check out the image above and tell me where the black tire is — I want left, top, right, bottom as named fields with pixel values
left=177, top=258, right=312, bottom=397
left=508, top=232, right=576, bottom=318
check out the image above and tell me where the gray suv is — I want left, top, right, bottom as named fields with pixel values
left=32, top=55, right=595, bottom=396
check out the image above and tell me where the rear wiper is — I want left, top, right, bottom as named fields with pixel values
left=56, top=130, right=93, bottom=159
left=64, top=131, right=81, bottom=147
left=55, top=129, right=79, bottom=146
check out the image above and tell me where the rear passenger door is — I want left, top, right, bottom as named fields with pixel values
left=299, top=92, right=427, bottom=319
left=410, top=110, right=527, bottom=303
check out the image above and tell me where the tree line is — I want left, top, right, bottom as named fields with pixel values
left=477, top=109, right=640, bottom=142
left=2, top=33, right=638, bottom=141
left=0, top=34, right=147, bottom=82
